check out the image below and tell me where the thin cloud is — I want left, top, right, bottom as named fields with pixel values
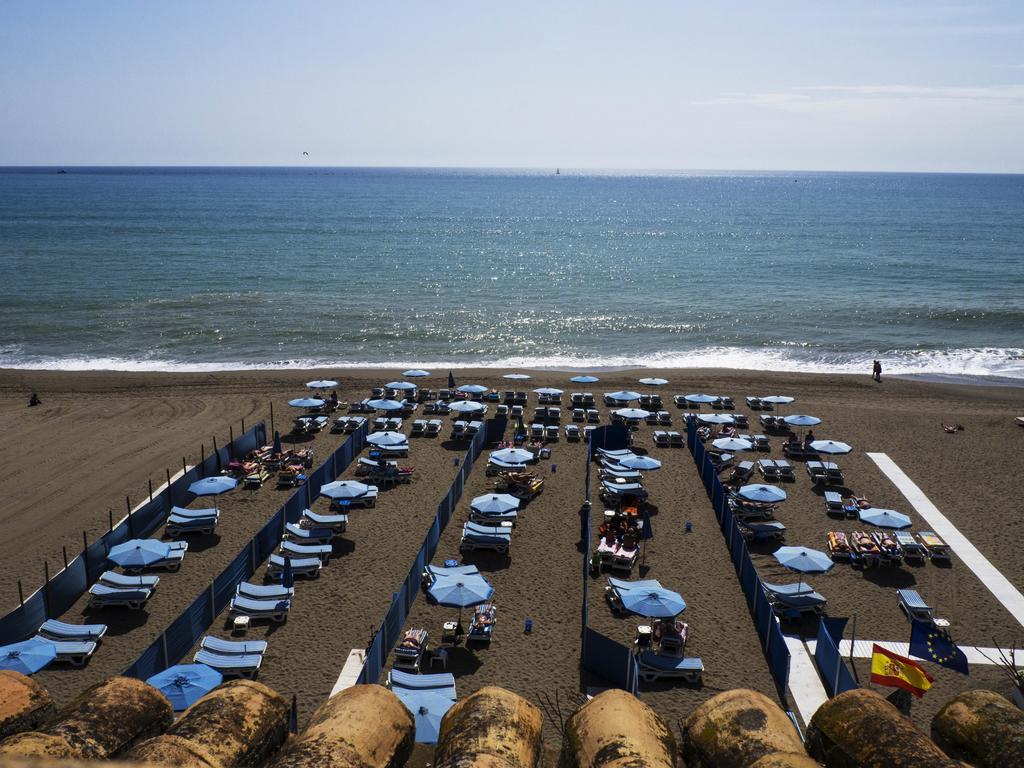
left=699, top=83, right=1024, bottom=108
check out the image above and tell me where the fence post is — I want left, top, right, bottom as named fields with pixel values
left=127, top=496, right=134, bottom=536
left=42, top=561, right=50, bottom=617
left=250, top=538, right=257, bottom=573
left=62, top=546, right=68, bottom=570
left=82, top=530, right=89, bottom=581
left=183, top=456, right=188, bottom=475
left=148, top=479, right=154, bottom=502
left=209, top=582, right=216, bottom=623
left=17, top=580, right=23, bottom=606
left=108, top=508, right=113, bottom=532
left=166, top=468, right=172, bottom=497
left=162, top=633, right=169, bottom=668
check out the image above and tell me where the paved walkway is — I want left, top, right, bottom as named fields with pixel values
left=805, top=638, right=1022, bottom=666
left=867, top=452, right=1024, bottom=631
left=784, top=635, right=829, bottom=726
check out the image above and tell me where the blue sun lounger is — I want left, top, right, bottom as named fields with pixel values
left=762, top=583, right=827, bottom=616
left=193, top=649, right=262, bottom=679
left=228, top=595, right=290, bottom=623
left=88, top=583, right=153, bottom=609
left=166, top=511, right=219, bottom=536
left=459, top=522, right=511, bottom=553
left=284, top=522, right=336, bottom=545
left=389, top=668, right=457, bottom=694
left=37, top=619, right=107, bottom=641
left=762, top=581, right=817, bottom=596
left=200, top=636, right=268, bottom=656
left=98, top=571, right=160, bottom=590
left=236, top=581, right=294, bottom=600
left=40, top=638, right=98, bottom=667
left=301, top=509, right=348, bottom=531
left=268, top=553, right=321, bottom=579
left=637, top=652, right=704, bottom=683
left=469, top=508, right=518, bottom=526
left=737, top=519, right=787, bottom=542
left=169, top=506, right=219, bottom=519
left=279, top=540, right=332, bottom=563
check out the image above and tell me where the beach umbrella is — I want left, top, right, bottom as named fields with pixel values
left=773, top=546, right=834, bottom=589
left=614, top=408, right=650, bottom=420
left=108, top=539, right=173, bottom=568
left=606, top=390, right=642, bottom=402
left=0, top=638, right=56, bottom=675
left=385, top=381, right=418, bottom=391
left=367, top=398, right=405, bottom=411
left=503, top=373, right=531, bottom=380
left=146, top=664, right=223, bottom=711
left=449, top=400, right=486, bottom=414
left=783, top=414, right=822, bottom=427
left=685, top=393, right=720, bottom=404
left=761, top=395, right=794, bottom=406
left=428, top=573, right=494, bottom=607
left=737, top=484, right=788, bottom=504
left=281, top=555, right=295, bottom=589
left=617, top=454, right=662, bottom=471
left=490, top=448, right=534, bottom=464
left=273, top=431, right=282, bottom=454
left=456, top=384, right=488, bottom=395
left=320, top=480, right=372, bottom=499
left=189, top=476, right=238, bottom=496
left=403, top=369, right=431, bottom=378
left=809, top=440, right=853, bottom=455
left=288, top=397, right=325, bottom=408
left=447, top=371, right=456, bottom=388
left=533, top=387, right=563, bottom=396
left=638, top=377, right=669, bottom=386
left=619, top=586, right=686, bottom=618
left=395, top=689, right=456, bottom=744
left=858, top=508, right=912, bottom=529
left=470, top=494, right=520, bottom=515
left=367, top=430, right=409, bottom=447
left=712, top=437, right=754, bottom=452
left=570, top=375, right=600, bottom=383
left=697, top=413, right=735, bottom=425
left=305, top=380, right=338, bottom=390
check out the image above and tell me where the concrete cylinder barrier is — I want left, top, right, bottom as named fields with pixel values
left=0, top=672, right=55, bottom=742
left=435, top=687, right=543, bottom=768
left=931, top=689, right=1024, bottom=768
left=559, top=688, right=675, bottom=768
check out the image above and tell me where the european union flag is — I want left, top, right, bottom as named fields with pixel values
left=910, top=620, right=969, bottom=675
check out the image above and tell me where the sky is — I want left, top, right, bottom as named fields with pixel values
left=1, top=1, right=1023, bottom=172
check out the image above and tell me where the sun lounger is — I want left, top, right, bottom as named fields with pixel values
left=851, top=531, right=881, bottom=566
left=460, top=522, right=511, bottom=553
left=33, top=637, right=93, bottom=667
left=775, top=459, right=795, bottom=481
left=529, top=423, right=544, bottom=439
left=763, top=581, right=817, bottom=597
left=280, top=540, right=332, bottom=563
left=244, top=466, right=270, bottom=488
left=872, top=531, right=902, bottom=565
left=746, top=396, right=763, bottom=410
left=720, top=396, right=734, bottom=409
left=826, top=531, right=855, bottom=561
left=572, top=408, right=585, bottom=421
left=918, top=531, right=951, bottom=563
left=201, top=636, right=268, bottom=656
left=388, top=669, right=457, bottom=697
left=228, top=595, right=290, bottom=622
left=824, top=490, right=844, bottom=515
left=657, top=411, right=671, bottom=425
left=98, top=571, right=159, bottom=590
left=333, top=487, right=378, bottom=509
left=544, top=424, right=559, bottom=440
left=166, top=511, right=219, bottom=536
left=237, top=581, right=294, bottom=600
left=597, top=447, right=633, bottom=459
left=759, top=414, right=780, bottom=429
left=193, top=649, right=262, bottom=679
left=807, top=461, right=828, bottom=484
left=268, top=553, right=321, bottom=579
left=731, top=413, right=749, bottom=427
left=468, top=603, right=496, bottom=644
left=637, top=652, right=704, bottom=683
left=651, top=430, right=669, bottom=447
left=411, top=419, right=426, bottom=436
left=894, top=531, right=927, bottom=561
left=332, top=416, right=350, bottom=432
left=758, top=459, right=780, bottom=481
left=729, top=461, right=755, bottom=484
left=765, top=587, right=827, bottom=617
left=730, top=498, right=775, bottom=522
left=393, top=628, right=429, bottom=671
left=469, top=507, right=518, bottom=526
left=600, top=467, right=642, bottom=481
left=897, top=588, right=934, bottom=622
left=37, top=619, right=107, bottom=642
left=356, top=456, right=397, bottom=475
left=88, top=583, right=153, bottom=609
left=467, top=420, right=483, bottom=435
left=738, top=519, right=786, bottom=541
left=601, top=481, right=647, bottom=499
left=611, top=544, right=639, bottom=572
left=823, top=462, right=845, bottom=485
left=284, top=522, right=336, bottom=544
left=668, top=431, right=683, bottom=447
left=301, top=509, right=348, bottom=532
left=451, top=421, right=467, bottom=439
left=709, top=452, right=734, bottom=471
left=425, top=419, right=442, bottom=436
left=565, top=424, right=581, bottom=441
left=345, top=416, right=367, bottom=432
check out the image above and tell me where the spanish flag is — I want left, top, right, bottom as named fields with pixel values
left=870, top=644, right=934, bottom=698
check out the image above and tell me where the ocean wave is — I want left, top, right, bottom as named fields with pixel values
left=3, top=346, right=1023, bottom=380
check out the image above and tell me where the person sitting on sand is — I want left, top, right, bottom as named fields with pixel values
left=28, top=393, right=41, bottom=407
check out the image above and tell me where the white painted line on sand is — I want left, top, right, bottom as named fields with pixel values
left=330, top=648, right=366, bottom=697
left=866, top=452, right=1024, bottom=631
left=806, top=638, right=1022, bottom=666
left=784, top=635, right=829, bottom=725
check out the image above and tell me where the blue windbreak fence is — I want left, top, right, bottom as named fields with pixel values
left=581, top=626, right=639, bottom=694
left=124, top=424, right=367, bottom=679
left=358, top=425, right=488, bottom=685
left=814, top=617, right=859, bottom=697
left=686, top=416, right=791, bottom=700
left=0, top=422, right=266, bottom=644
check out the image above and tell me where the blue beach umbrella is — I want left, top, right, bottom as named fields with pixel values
left=447, top=371, right=456, bottom=388
left=490, top=448, right=534, bottom=464
left=607, top=390, right=642, bottom=402
left=737, top=484, right=788, bottom=504
left=320, top=480, right=372, bottom=499
left=428, top=573, right=495, bottom=606
left=395, top=689, right=456, bottom=744
left=685, top=393, right=720, bottom=404
left=146, top=664, right=224, bottom=711
left=0, top=638, right=56, bottom=675
left=570, top=375, right=600, bottom=384
left=449, top=400, right=487, bottom=414
left=305, top=380, right=338, bottom=390
left=288, top=397, right=325, bottom=408
left=619, top=587, right=687, bottom=618
left=697, top=413, right=735, bottom=425
left=403, top=369, right=431, bottom=378
left=108, top=539, right=173, bottom=568
left=773, top=546, right=834, bottom=590
left=281, top=555, right=295, bottom=589
left=614, top=408, right=650, bottom=420
left=385, top=381, right=418, bottom=391
left=783, top=414, right=822, bottom=427
left=858, top=508, right=912, bottom=529
left=273, top=431, right=282, bottom=454
left=638, top=377, right=669, bottom=386
left=367, top=430, right=409, bottom=447
left=809, top=440, right=853, bottom=455
left=470, top=494, right=520, bottom=515
left=617, top=454, right=662, bottom=471
left=189, top=476, right=238, bottom=496
left=712, top=437, right=753, bottom=452
left=761, top=395, right=794, bottom=406
left=533, top=387, right=563, bottom=396
left=367, top=398, right=405, bottom=411
left=456, top=384, right=488, bottom=395
left=503, top=373, right=532, bottom=380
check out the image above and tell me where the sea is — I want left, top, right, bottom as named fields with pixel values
left=1, top=167, right=1023, bottom=380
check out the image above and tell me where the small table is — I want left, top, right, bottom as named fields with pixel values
left=933, top=617, right=951, bottom=628
left=232, top=616, right=250, bottom=635
left=442, top=621, right=460, bottom=644
left=635, top=624, right=653, bottom=647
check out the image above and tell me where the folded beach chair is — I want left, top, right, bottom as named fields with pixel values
left=451, top=421, right=467, bottom=439
left=637, top=652, right=704, bottom=684
left=738, top=519, right=786, bottom=542
left=280, top=539, right=332, bottom=563
left=530, top=423, right=544, bottom=439
left=37, top=619, right=107, bottom=642
left=268, top=553, right=321, bottom=579
left=897, top=588, right=934, bottom=622
left=460, top=522, right=511, bottom=553
left=332, top=416, right=350, bottom=432
left=758, top=459, right=780, bottom=481
left=193, top=649, right=262, bottom=679
left=393, top=628, right=429, bottom=671
left=764, top=586, right=827, bottom=616
left=572, top=407, right=585, bottom=422
left=88, top=583, right=153, bottom=609
left=301, top=509, right=348, bottom=532
left=228, top=595, right=290, bottom=623
left=284, top=522, right=336, bottom=545
left=585, top=409, right=599, bottom=423
left=565, top=424, right=581, bottom=441
left=237, top=581, right=294, bottom=600
left=824, top=463, right=845, bottom=485
left=201, top=636, right=268, bottom=656
left=410, top=419, right=427, bottom=436
left=468, top=603, right=497, bottom=644
left=775, top=459, right=795, bottom=481
left=98, top=571, right=160, bottom=590
left=657, top=411, right=671, bottom=425
left=668, top=431, right=683, bottom=447
left=807, top=461, right=827, bottom=484
left=468, top=420, right=483, bottom=435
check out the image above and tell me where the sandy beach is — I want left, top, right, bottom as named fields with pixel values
left=1, top=366, right=1022, bottom=732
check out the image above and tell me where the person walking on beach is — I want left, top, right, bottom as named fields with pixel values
left=872, top=360, right=882, bottom=383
